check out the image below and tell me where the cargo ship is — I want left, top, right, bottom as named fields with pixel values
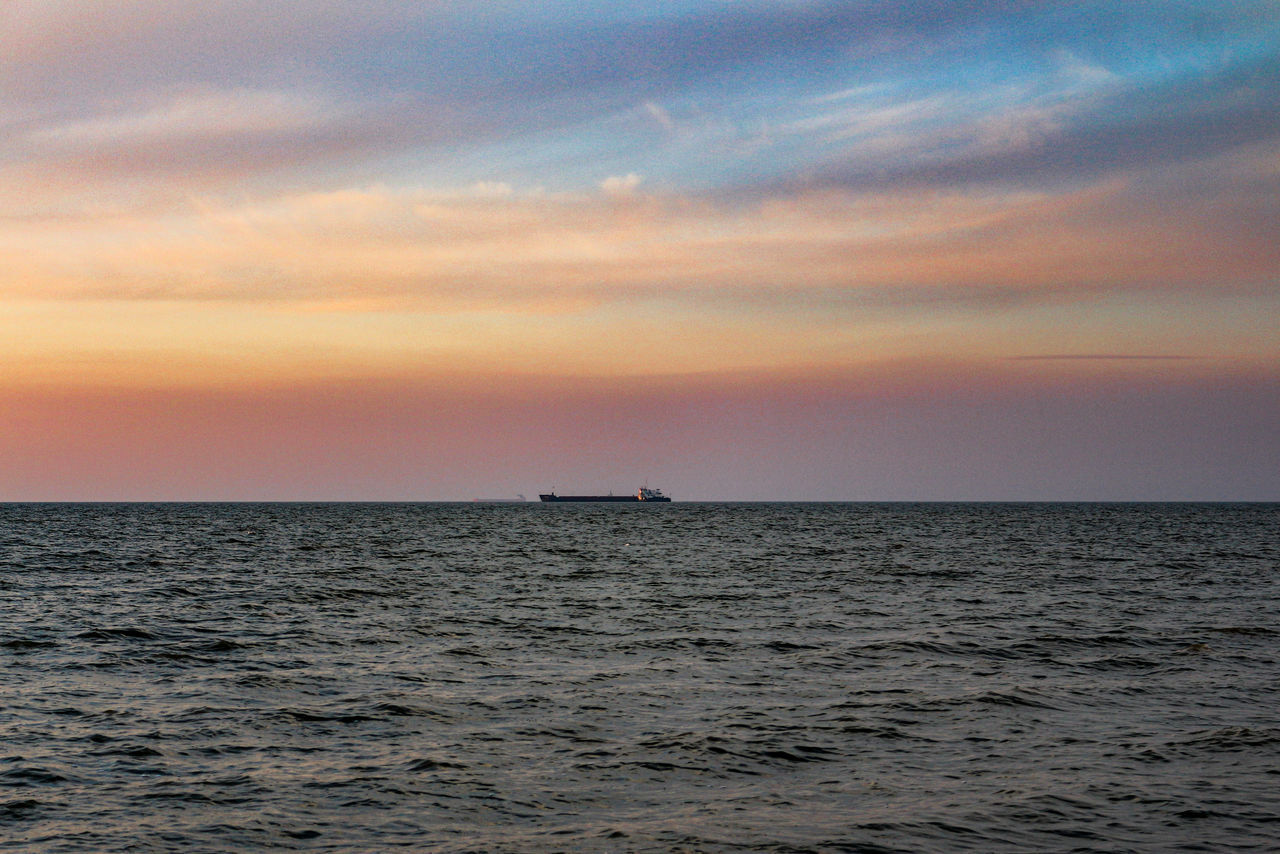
left=539, top=487, right=671, bottom=503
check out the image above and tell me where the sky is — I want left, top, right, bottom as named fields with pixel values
left=2, top=1, right=1278, bottom=501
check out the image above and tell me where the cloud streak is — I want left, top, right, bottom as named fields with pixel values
left=5, top=177, right=1274, bottom=309
left=1008, top=355, right=1201, bottom=361
left=806, top=61, right=1280, bottom=193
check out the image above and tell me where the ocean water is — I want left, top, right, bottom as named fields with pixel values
left=1, top=502, right=1277, bottom=853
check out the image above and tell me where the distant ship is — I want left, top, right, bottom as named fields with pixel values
left=472, top=495, right=526, bottom=503
left=539, top=487, right=671, bottom=503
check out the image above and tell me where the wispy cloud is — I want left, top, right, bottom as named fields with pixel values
left=600, top=173, right=643, bottom=196
left=801, top=55, right=1280, bottom=193
left=5, top=172, right=1275, bottom=328
left=33, top=87, right=333, bottom=147
left=1008, top=354, right=1201, bottom=361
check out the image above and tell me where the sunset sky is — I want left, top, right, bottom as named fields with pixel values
left=3, top=1, right=1277, bottom=500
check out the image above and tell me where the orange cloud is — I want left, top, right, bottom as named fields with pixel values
left=6, top=174, right=1273, bottom=304
left=3, top=169, right=1276, bottom=391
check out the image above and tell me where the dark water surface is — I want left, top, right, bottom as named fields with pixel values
left=1, top=502, right=1277, bottom=852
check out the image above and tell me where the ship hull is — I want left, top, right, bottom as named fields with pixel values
left=539, top=494, right=670, bottom=503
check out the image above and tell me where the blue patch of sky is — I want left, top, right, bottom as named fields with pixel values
left=204, top=1, right=1275, bottom=113
left=343, top=1, right=1279, bottom=196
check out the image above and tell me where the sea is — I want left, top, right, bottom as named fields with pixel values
left=1, top=502, right=1277, bottom=853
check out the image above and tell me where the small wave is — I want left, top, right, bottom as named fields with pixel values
left=620, top=635, right=737, bottom=651
left=280, top=709, right=379, bottom=724
left=1173, top=642, right=1212, bottom=655
left=0, top=638, right=58, bottom=650
left=1176, top=807, right=1231, bottom=820
left=1, top=767, right=69, bottom=786
left=838, top=723, right=929, bottom=741
left=190, top=638, right=250, bottom=652
left=1077, top=653, right=1163, bottom=670
left=442, top=645, right=488, bottom=657
left=0, top=798, right=44, bottom=818
left=1024, top=633, right=1159, bottom=651
left=372, top=702, right=452, bottom=720
left=1169, top=727, right=1280, bottom=753
left=1211, top=549, right=1271, bottom=562
left=406, top=757, right=469, bottom=772
left=873, top=564, right=972, bottom=580
left=623, top=760, right=708, bottom=772
left=1125, top=746, right=1171, bottom=763
left=758, top=745, right=838, bottom=763
left=75, top=627, right=159, bottom=641
left=150, top=584, right=200, bottom=596
left=815, top=837, right=907, bottom=854
left=763, top=640, right=821, bottom=652
left=1204, top=626, right=1277, bottom=636
left=88, top=744, right=163, bottom=758
left=971, top=689, right=1060, bottom=710
left=855, top=639, right=971, bottom=656
left=890, top=688, right=1061, bottom=712
left=141, top=790, right=218, bottom=803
